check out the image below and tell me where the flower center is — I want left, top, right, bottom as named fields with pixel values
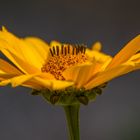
left=41, top=44, right=88, bottom=80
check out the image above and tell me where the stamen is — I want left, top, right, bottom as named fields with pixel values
left=64, top=47, right=67, bottom=55
left=80, top=45, right=84, bottom=53
left=56, top=46, right=59, bottom=56
left=72, top=47, right=75, bottom=55
left=49, top=48, right=54, bottom=56
left=61, top=45, right=64, bottom=55
left=76, top=46, right=79, bottom=54
left=83, top=45, right=86, bottom=54
left=68, top=45, right=70, bottom=54
left=53, top=46, right=56, bottom=55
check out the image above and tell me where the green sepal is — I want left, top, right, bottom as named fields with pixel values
left=77, top=95, right=89, bottom=105
left=50, top=94, right=60, bottom=104
left=94, top=87, right=102, bottom=95
left=98, top=82, right=108, bottom=88
left=30, top=83, right=107, bottom=106
left=30, top=89, right=40, bottom=96
left=86, top=90, right=97, bottom=101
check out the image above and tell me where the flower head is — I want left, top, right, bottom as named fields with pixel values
left=0, top=27, right=140, bottom=105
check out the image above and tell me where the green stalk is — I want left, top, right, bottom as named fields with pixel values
left=63, top=105, right=80, bottom=140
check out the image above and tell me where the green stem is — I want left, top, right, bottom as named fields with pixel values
left=63, top=105, right=80, bottom=140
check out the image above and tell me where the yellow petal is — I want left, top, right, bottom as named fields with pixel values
left=34, top=77, right=74, bottom=90
left=0, top=69, right=5, bottom=73
left=0, top=74, right=37, bottom=87
left=108, top=35, right=140, bottom=69
left=0, top=79, right=11, bottom=86
left=126, top=53, right=140, bottom=70
left=1, top=49, right=40, bottom=74
left=0, top=38, right=22, bottom=59
left=100, top=58, right=112, bottom=71
left=76, top=62, right=102, bottom=88
left=0, top=73, right=18, bottom=79
left=24, top=37, right=49, bottom=61
left=62, top=62, right=92, bottom=81
left=0, top=39, right=43, bottom=69
left=51, top=80, right=74, bottom=90
left=18, top=40, right=45, bottom=68
left=32, top=77, right=52, bottom=89
left=0, top=49, right=27, bottom=73
left=91, top=42, right=102, bottom=51
left=63, top=62, right=101, bottom=88
left=11, top=74, right=37, bottom=87
left=0, top=28, right=47, bottom=68
left=22, top=81, right=43, bottom=89
left=129, top=53, right=140, bottom=62
left=0, top=28, right=25, bottom=59
left=10, top=72, right=54, bottom=87
left=0, top=58, right=21, bottom=74
left=62, top=65, right=81, bottom=82
left=84, top=62, right=139, bottom=90
left=0, top=72, right=54, bottom=88
left=86, top=49, right=112, bottom=63
left=0, top=70, right=7, bottom=80
left=38, top=72, right=55, bottom=80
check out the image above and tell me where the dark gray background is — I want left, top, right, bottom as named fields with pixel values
left=0, top=0, right=140, bottom=140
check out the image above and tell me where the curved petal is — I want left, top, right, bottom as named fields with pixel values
left=0, top=58, right=21, bottom=74
left=0, top=70, right=5, bottom=80
left=129, top=53, right=140, bottom=62
left=76, top=63, right=102, bottom=88
left=62, top=62, right=101, bottom=88
left=18, top=40, right=45, bottom=68
left=11, top=74, right=37, bottom=87
left=7, top=72, right=54, bottom=87
left=84, top=62, right=140, bottom=89
left=0, top=79, right=11, bottom=86
left=0, top=39, right=43, bottom=69
left=127, top=53, right=140, bottom=69
left=86, top=49, right=112, bottom=63
left=0, top=27, right=25, bottom=58
left=0, top=73, right=18, bottom=80
left=24, top=37, right=49, bottom=61
left=0, top=74, right=36, bottom=87
left=62, top=65, right=81, bottom=82
left=0, top=58, right=22, bottom=81
left=0, top=28, right=47, bottom=68
left=62, top=63, right=92, bottom=82
left=22, top=80, right=43, bottom=89
left=1, top=49, right=40, bottom=74
left=107, top=35, right=140, bottom=69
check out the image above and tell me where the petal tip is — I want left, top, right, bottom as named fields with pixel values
left=92, top=42, right=102, bottom=51
left=1, top=26, right=8, bottom=32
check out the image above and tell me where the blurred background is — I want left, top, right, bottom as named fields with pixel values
left=0, top=0, right=140, bottom=140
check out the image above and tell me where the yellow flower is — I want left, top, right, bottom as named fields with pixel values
left=0, top=27, right=140, bottom=93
